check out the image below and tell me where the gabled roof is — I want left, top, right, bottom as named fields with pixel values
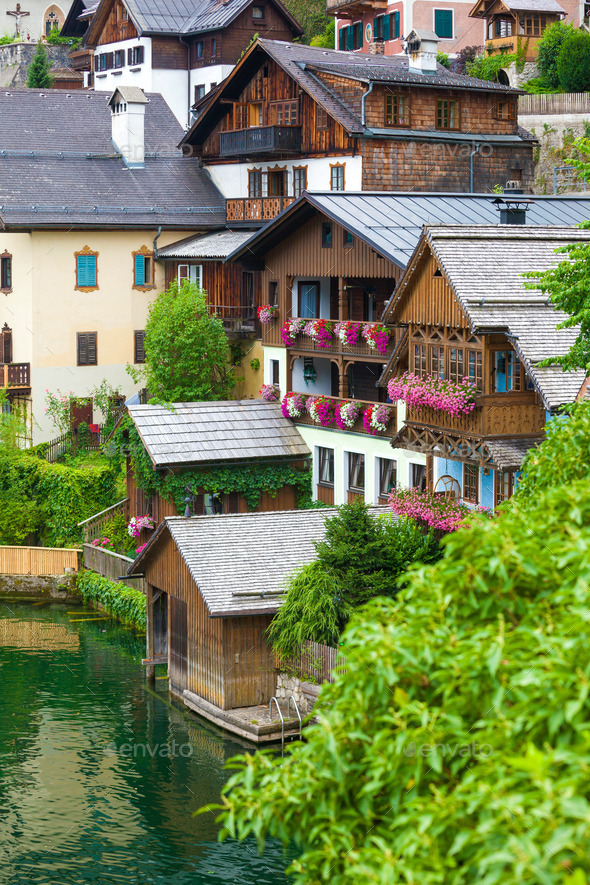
left=126, top=400, right=311, bottom=469
left=469, top=0, right=564, bottom=16
left=180, top=38, right=520, bottom=147
left=226, top=191, right=590, bottom=271
left=0, top=89, right=225, bottom=229
left=128, top=507, right=390, bottom=616
left=157, top=229, right=254, bottom=259
left=86, top=0, right=301, bottom=44
left=386, top=225, right=589, bottom=410
left=108, top=86, right=149, bottom=105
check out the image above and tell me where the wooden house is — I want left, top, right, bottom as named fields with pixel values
left=381, top=224, right=588, bottom=509
left=226, top=190, right=590, bottom=506
left=469, top=0, right=565, bottom=64
left=180, top=36, right=536, bottom=226
left=120, top=400, right=311, bottom=532
left=82, top=0, right=302, bottom=125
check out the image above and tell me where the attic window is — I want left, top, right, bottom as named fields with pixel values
left=252, top=5, right=265, bottom=19
left=433, top=267, right=442, bottom=277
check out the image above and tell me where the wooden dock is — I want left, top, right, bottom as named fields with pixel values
left=183, top=690, right=302, bottom=744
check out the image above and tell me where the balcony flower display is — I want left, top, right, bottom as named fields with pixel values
left=257, top=305, right=279, bottom=324
left=387, top=372, right=478, bottom=416
left=260, top=383, right=280, bottom=402
left=388, top=488, right=491, bottom=533
left=362, top=323, right=390, bottom=356
left=334, top=321, right=361, bottom=347
left=303, top=318, right=334, bottom=349
left=281, top=318, right=306, bottom=346
left=306, top=395, right=336, bottom=427
left=281, top=392, right=306, bottom=419
left=335, top=399, right=363, bottom=429
left=127, top=515, right=155, bottom=539
left=363, top=403, right=394, bottom=435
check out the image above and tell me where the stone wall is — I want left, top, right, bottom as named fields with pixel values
left=0, top=572, right=78, bottom=600
left=518, top=112, right=590, bottom=194
left=276, top=672, right=322, bottom=717
left=0, top=42, right=74, bottom=87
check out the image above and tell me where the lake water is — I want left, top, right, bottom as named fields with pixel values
left=0, top=601, right=292, bottom=884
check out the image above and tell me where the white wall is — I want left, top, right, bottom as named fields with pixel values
left=205, top=155, right=363, bottom=198
left=94, top=36, right=153, bottom=92
left=292, top=356, right=332, bottom=396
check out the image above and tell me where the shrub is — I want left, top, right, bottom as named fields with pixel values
left=76, top=570, right=146, bottom=629
left=451, top=44, right=482, bottom=74
left=557, top=30, right=590, bottom=92
left=101, top=512, right=132, bottom=555
left=537, top=20, right=576, bottom=89
left=466, top=51, right=516, bottom=81
left=436, top=51, right=450, bottom=68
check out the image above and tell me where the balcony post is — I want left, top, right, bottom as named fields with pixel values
left=337, top=358, right=348, bottom=399
left=338, top=276, right=347, bottom=322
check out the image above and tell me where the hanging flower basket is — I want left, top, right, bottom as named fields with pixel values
left=281, top=392, right=306, bottom=419
left=335, top=400, right=363, bottom=429
left=281, top=318, right=306, bottom=346
left=334, top=321, right=361, bottom=347
left=306, top=395, right=337, bottom=427
left=363, top=403, right=394, bottom=435
left=260, top=383, right=280, bottom=402
left=127, top=515, right=155, bottom=539
left=387, top=372, right=478, bottom=416
left=389, top=488, right=491, bottom=533
left=257, top=305, right=279, bottom=324
left=362, top=323, right=390, bottom=356
left=303, top=318, right=334, bottom=349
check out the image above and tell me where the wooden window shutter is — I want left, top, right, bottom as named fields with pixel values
left=87, top=332, right=97, bottom=365
left=77, top=332, right=97, bottom=366
left=134, top=330, right=145, bottom=364
left=134, top=254, right=146, bottom=286
left=77, top=254, right=96, bottom=288
left=383, top=12, right=390, bottom=39
left=233, top=102, right=248, bottom=130
left=225, top=492, right=240, bottom=513
left=338, top=27, right=345, bottom=50
left=127, top=47, right=132, bottom=64
left=346, top=26, right=354, bottom=50
left=2, top=326, right=12, bottom=364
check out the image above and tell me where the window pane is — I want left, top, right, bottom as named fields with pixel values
left=299, top=283, right=318, bottom=318
left=348, top=453, right=365, bottom=491
left=379, top=458, right=396, bottom=496
left=319, top=447, right=334, bottom=485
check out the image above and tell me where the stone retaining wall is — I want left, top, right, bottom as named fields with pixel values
left=0, top=573, right=78, bottom=600
left=276, top=672, right=322, bottom=717
left=0, top=42, right=73, bottom=87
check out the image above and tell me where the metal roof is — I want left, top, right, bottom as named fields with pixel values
left=157, top=230, right=254, bottom=259
left=226, top=191, right=590, bottom=270
left=127, top=400, right=311, bottom=469
left=128, top=507, right=391, bottom=616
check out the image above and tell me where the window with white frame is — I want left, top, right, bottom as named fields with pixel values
left=178, top=264, right=203, bottom=289
left=318, top=447, right=335, bottom=487
left=348, top=452, right=365, bottom=493
left=378, top=458, right=397, bottom=499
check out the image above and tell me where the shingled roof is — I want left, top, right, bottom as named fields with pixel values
left=387, top=226, right=589, bottom=410
left=128, top=507, right=390, bottom=616
left=126, top=400, right=311, bottom=469
left=0, top=89, right=225, bottom=229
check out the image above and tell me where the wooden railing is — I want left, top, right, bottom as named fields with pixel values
left=0, top=362, right=30, bottom=388
left=287, top=319, right=395, bottom=361
left=219, top=125, right=301, bottom=157
left=327, top=0, right=386, bottom=12
left=406, top=394, right=545, bottom=439
left=485, top=35, right=540, bottom=58
left=0, top=545, right=79, bottom=575
left=83, top=544, right=134, bottom=581
left=519, top=92, right=590, bottom=115
left=78, top=498, right=129, bottom=543
left=209, top=304, right=260, bottom=338
left=292, top=392, right=396, bottom=437
left=226, top=196, right=295, bottom=224
left=283, top=640, right=347, bottom=684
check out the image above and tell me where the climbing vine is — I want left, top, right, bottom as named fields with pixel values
left=76, top=570, right=146, bottom=629
left=114, top=416, right=312, bottom=511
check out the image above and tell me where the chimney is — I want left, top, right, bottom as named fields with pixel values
left=108, top=86, right=149, bottom=168
left=369, top=38, right=385, bottom=55
left=406, top=29, right=439, bottom=75
left=493, top=190, right=533, bottom=225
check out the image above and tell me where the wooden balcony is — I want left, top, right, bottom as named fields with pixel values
left=287, top=319, right=395, bottom=362
left=0, top=362, right=30, bottom=390
left=485, top=35, right=540, bottom=59
left=210, top=305, right=259, bottom=339
left=219, top=126, right=302, bottom=158
left=327, top=0, right=387, bottom=17
left=405, top=394, right=546, bottom=439
left=226, top=197, right=295, bottom=226
left=291, top=392, right=396, bottom=438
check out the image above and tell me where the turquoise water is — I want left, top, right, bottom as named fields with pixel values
left=0, top=601, right=292, bottom=884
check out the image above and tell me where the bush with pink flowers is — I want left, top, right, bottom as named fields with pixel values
left=387, top=372, right=478, bottom=416
left=307, top=395, right=336, bottom=427
left=304, top=319, right=334, bottom=349
left=389, top=487, right=490, bottom=532
left=260, top=384, right=280, bottom=402
left=257, top=305, right=279, bottom=324
left=127, top=515, right=155, bottom=539
left=362, top=323, right=390, bottom=356
left=280, top=318, right=306, bottom=346
left=334, top=321, right=361, bottom=347
left=335, top=400, right=363, bottom=429
left=91, top=537, right=113, bottom=549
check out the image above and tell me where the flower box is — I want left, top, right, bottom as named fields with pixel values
left=389, top=488, right=491, bottom=533
left=362, top=323, right=390, bottom=356
left=335, top=399, right=363, bottom=429
left=306, top=395, right=337, bottom=426
left=281, top=392, right=306, bottom=418
left=128, top=515, right=155, bottom=539
left=387, top=372, right=477, bottom=416
left=363, top=403, right=394, bottom=435
left=257, top=305, right=279, bottom=324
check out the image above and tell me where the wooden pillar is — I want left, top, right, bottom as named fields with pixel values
left=286, top=275, right=294, bottom=317
left=338, top=276, right=347, bottom=321
left=426, top=455, right=434, bottom=494
left=338, top=358, right=348, bottom=399
left=145, top=582, right=155, bottom=685
left=286, top=356, right=293, bottom=393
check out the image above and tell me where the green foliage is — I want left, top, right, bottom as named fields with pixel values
left=114, top=416, right=312, bottom=511
left=283, top=0, right=328, bottom=42
left=26, top=41, right=54, bottom=88
left=466, top=51, right=517, bottom=81
left=45, top=389, right=91, bottom=436
left=45, top=27, right=81, bottom=47
left=128, top=281, right=234, bottom=403
left=310, top=19, right=335, bottom=48
left=0, top=33, right=16, bottom=45
left=76, top=570, right=146, bottom=629
left=451, top=44, right=482, bottom=74
left=537, top=20, right=576, bottom=89
left=436, top=51, right=450, bottom=68
left=101, top=512, right=132, bottom=555
left=557, top=31, right=590, bottom=93
left=268, top=503, right=441, bottom=658
left=0, top=490, right=40, bottom=544
left=249, top=358, right=260, bottom=371
left=521, top=76, right=559, bottom=94
left=525, top=217, right=590, bottom=371
left=208, top=472, right=590, bottom=883
left=76, top=421, right=90, bottom=452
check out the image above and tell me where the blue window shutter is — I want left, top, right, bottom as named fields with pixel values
left=391, top=11, right=399, bottom=39
left=339, top=27, right=345, bottom=50
left=435, top=9, right=453, bottom=38
left=77, top=255, right=86, bottom=287
left=87, top=255, right=97, bottom=287
left=383, top=13, right=390, bottom=40
left=135, top=254, right=145, bottom=286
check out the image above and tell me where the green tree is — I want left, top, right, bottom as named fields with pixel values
left=537, top=19, right=576, bottom=89
left=283, top=0, right=329, bottom=43
left=129, top=280, right=234, bottom=403
left=557, top=30, right=590, bottom=92
left=436, top=51, right=450, bottom=68
left=204, top=403, right=590, bottom=883
left=26, top=41, right=54, bottom=88
left=310, top=19, right=334, bottom=48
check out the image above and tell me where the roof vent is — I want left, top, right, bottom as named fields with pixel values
left=405, top=28, right=439, bottom=75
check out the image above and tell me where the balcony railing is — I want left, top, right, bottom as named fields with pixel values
left=405, top=394, right=546, bottom=439
left=327, top=0, right=387, bottom=14
left=287, top=319, right=395, bottom=361
left=485, top=35, right=540, bottom=58
left=210, top=305, right=259, bottom=338
left=291, top=392, right=396, bottom=438
left=219, top=126, right=302, bottom=157
left=0, top=362, right=30, bottom=388
left=226, top=197, right=295, bottom=225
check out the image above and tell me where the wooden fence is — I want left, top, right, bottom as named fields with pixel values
left=0, top=546, right=80, bottom=575
left=83, top=544, right=134, bottom=580
left=284, top=641, right=347, bottom=684
left=519, top=93, right=590, bottom=116
left=78, top=498, right=129, bottom=543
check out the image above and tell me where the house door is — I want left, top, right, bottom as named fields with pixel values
left=169, top=596, right=188, bottom=694
left=70, top=398, right=93, bottom=430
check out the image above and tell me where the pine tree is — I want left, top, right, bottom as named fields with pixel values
left=26, top=42, right=54, bottom=89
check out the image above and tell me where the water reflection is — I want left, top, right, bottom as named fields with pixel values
left=0, top=602, right=292, bottom=884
